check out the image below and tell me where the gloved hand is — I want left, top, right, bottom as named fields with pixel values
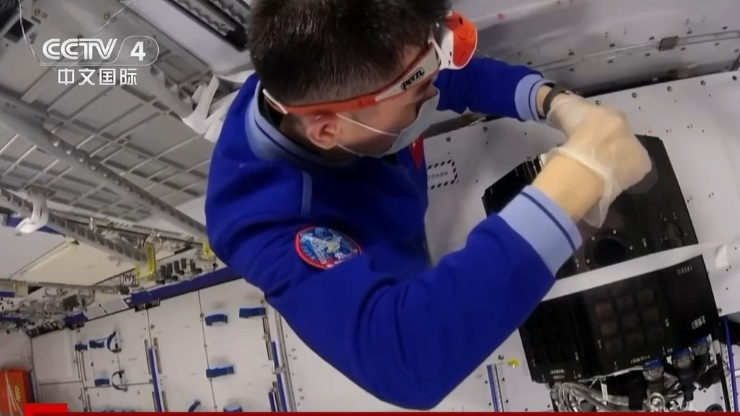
left=545, top=93, right=598, bottom=136
left=544, top=96, right=652, bottom=227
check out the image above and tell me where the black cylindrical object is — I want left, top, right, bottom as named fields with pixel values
left=692, top=337, right=711, bottom=368
left=643, top=360, right=666, bottom=395
left=673, top=348, right=696, bottom=402
left=173, top=260, right=183, bottom=275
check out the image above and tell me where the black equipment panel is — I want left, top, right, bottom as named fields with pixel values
left=482, top=135, right=719, bottom=383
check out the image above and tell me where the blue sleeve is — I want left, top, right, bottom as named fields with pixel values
left=434, top=57, right=552, bottom=121
left=208, top=187, right=580, bottom=409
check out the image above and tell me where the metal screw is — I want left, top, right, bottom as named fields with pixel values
left=667, top=86, right=673, bottom=91
left=701, top=80, right=706, bottom=86
left=595, top=100, right=601, bottom=105
left=498, top=355, right=505, bottom=360
left=632, top=92, right=638, bottom=98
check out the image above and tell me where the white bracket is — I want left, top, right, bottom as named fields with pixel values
left=15, top=192, right=49, bottom=234
left=182, top=70, right=255, bottom=143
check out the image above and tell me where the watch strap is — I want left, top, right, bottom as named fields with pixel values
left=542, top=84, right=572, bottom=118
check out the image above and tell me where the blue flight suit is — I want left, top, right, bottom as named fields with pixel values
left=205, top=57, right=582, bottom=409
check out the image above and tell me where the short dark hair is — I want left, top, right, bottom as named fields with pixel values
left=248, top=0, right=450, bottom=106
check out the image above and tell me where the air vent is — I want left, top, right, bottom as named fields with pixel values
left=164, top=0, right=248, bottom=50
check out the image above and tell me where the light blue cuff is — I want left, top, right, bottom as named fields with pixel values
left=499, top=186, right=582, bottom=274
left=514, top=74, right=552, bottom=122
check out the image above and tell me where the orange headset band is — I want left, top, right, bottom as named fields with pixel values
left=264, top=11, right=478, bottom=116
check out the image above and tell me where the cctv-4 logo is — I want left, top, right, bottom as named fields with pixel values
left=40, top=36, right=160, bottom=67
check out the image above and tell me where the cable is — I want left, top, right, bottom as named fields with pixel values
left=111, top=370, right=127, bottom=392
left=106, top=331, right=121, bottom=353
left=724, top=317, right=739, bottom=411
left=553, top=382, right=623, bottom=412
left=188, top=400, right=201, bottom=412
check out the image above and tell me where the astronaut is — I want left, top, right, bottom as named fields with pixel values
left=205, top=0, right=652, bottom=409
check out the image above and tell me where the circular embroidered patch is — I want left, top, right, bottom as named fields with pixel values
left=295, top=226, right=362, bottom=269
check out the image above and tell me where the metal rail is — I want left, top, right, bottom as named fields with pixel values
left=0, top=185, right=149, bottom=265
left=0, top=111, right=208, bottom=240
left=0, top=277, right=130, bottom=295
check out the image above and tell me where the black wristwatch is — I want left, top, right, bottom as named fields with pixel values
left=542, top=84, right=574, bottom=118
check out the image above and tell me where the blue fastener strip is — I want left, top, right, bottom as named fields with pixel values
left=270, top=341, right=287, bottom=411
left=204, top=313, right=229, bottom=326
left=188, top=400, right=201, bottom=412
left=64, top=312, right=86, bottom=327
left=238, top=307, right=266, bottom=319
left=148, top=346, right=163, bottom=412
left=206, top=365, right=235, bottom=379
left=89, top=339, right=106, bottom=349
left=486, top=365, right=500, bottom=412
left=0, top=314, right=26, bottom=324
left=223, top=406, right=242, bottom=412
left=268, top=390, right=277, bottom=412
left=94, top=378, right=110, bottom=387
left=127, top=267, right=240, bottom=306
left=74, top=343, right=88, bottom=351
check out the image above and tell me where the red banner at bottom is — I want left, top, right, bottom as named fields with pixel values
left=23, top=403, right=67, bottom=416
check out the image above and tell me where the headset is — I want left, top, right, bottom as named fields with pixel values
left=264, top=11, right=478, bottom=115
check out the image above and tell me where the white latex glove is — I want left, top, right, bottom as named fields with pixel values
left=544, top=96, right=653, bottom=227
left=545, top=94, right=596, bottom=136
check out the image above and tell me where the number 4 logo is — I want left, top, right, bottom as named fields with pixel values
left=131, top=40, right=146, bottom=61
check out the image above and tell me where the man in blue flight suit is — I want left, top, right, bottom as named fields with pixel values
left=205, top=0, right=652, bottom=409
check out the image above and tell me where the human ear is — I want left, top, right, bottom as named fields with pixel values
left=305, top=115, right=340, bottom=150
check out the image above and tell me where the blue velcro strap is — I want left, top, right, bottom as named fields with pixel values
left=94, top=377, right=110, bottom=387
left=74, top=343, right=88, bottom=351
left=89, top=339, right=106, bottom=349
left=188, top=400, right=201, bottom=412
left=206, top=365, right=235, bottom=379
left=107, top=332, right=121, bottom=352
left=268, top=391, right=277, bottom=412
left=223, top=406, right=242, bottom=412
left=238, top=307, right=266, bottom=319
left=204, top=313, right=229, bottom=326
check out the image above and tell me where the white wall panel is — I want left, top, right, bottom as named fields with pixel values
left=36, top=383, right=85, bottom=411
left=86, top=383, right=157, bottom=411
left=0, top=331, right=33, bottom=370
left=0, top=227, right=64, bottom=278
left=148, top=292, right=214, bottom=412
left=31, top=330, right=78, bottom=384
left=200, top=280, right=274, bottom=412
left=280, top=319, right=495, bottom=411
left=112, top=309, right=152, bottom=385
left=30, top=281, right=276, bottom=410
